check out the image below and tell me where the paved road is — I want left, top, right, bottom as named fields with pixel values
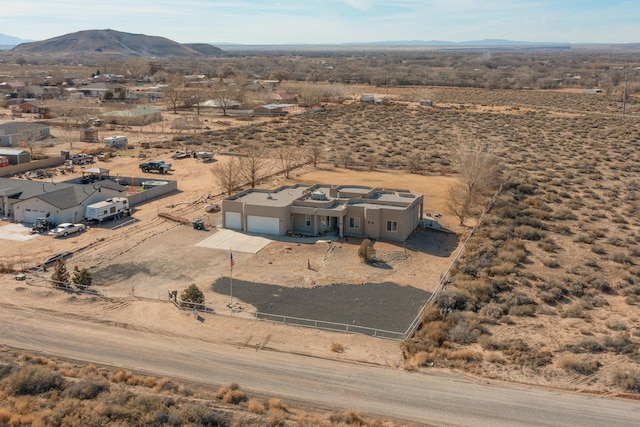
left=1, top=304, right=638, bottom=426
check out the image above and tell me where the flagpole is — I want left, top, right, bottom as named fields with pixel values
left=229, top=248, right=233, bottom=310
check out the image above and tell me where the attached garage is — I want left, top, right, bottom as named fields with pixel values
left=247, top=215, right=279, bottom=235
left=23, top=208, right=48, bottom=224
left=224, top=212, right=242, bottom=230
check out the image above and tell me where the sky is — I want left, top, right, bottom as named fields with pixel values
left=1, top=0, right=638, bottom=45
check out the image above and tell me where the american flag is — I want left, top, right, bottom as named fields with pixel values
left=230, top=250, right=235, bottom=270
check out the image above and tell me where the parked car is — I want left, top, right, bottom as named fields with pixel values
left=49, top=223, right=86, bottom=237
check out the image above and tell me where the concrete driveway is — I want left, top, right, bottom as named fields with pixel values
left=195, top=229, right=272, bottom=254
left=0, top=223, right=39, bottom=241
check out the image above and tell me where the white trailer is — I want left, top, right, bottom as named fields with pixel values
left=85, top=197, right=130, bottom=222
left=103, top=135, right=128, bottom=148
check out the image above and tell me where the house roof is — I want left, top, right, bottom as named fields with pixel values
left=0, top=177, right=126, bottom=208
left=0, top=122, right=49, bottom=135
left=36, top=186, right=93, bottom=210
left=102, top=107, right=162, bottom=117
left=0, top=149, right=30, bottom=156
left=257, top=103, right=296, bottom=110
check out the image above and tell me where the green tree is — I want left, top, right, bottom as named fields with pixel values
left=103, top=91, right=114, bottom=101
left=358, top=238, right=376, bottom=263
left=72, top=268, right=93, bottom=290
left=51, top=259, right=70, bottom=288
left=180, top=284, right=205, bottom=304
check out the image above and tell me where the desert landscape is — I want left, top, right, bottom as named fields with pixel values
left=1, top=35, right=640, bottom=425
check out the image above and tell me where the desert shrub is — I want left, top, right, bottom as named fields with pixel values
left=542, top=258, right=560, bottom=269
left=247, top=398, right=266, bottom=414
left=268, top=398, right=289, bottom=414
left=448, top=314, right=487, bottom=344
left=111, top=368, right=131, bottom=383
left=558, top=354, right=601, bottom=375
left=179, top=403, right=224, bottom=426
left=216, top=383, right=246, bottom=405
left=514, top=225, right=544, bottom=241
left=357, top=238, right=376, bottom=263
left=561, top=304, right=588, bottom=319
left=6, top=365, right=64, bottom=395
left=448, top=349, right=482, bottom=362
left=437, top=286, right=472, bottom=312
left=508, top=304, right=537, bottom=317
left=606, top=320, right=628, bottom=331
left=497, top=338, right=553, bottom=368
left=0, top=363, right=15, bottom=379
left=330, top=342, right=344, bottom=353
left=538, top=237, right=561, bottom=253
left=612, top=252, right=633, bottom=265
left=611, top=369, right=640, bottom=393
left=568, top=337, right=606, bottom=354
left=478, top=302, right=508, bottom=320
left=155, top=377, right=178, bottom=392
left=603, top=334, right=635, bottom=354
left=485, top=351, right=506, bottom=364
left=64, top=380, right=109, bottom=400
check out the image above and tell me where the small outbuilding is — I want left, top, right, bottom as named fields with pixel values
left=0, top=149, right=31, bottom=165
left=103, top=135, right=128, bottom=148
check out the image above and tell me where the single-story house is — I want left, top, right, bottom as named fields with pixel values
left=0, top=177, right=126, bottom=224
left=14, top=102, right=50, bottom=116
left=253, top=104, right=295, bottom=117
left=0, top=149, right=31, bottom=165
left=76, top=82, right=125, bottom=98
left=0, top=122, right=50, bottom=147
left=222, top=184, right=424, bottom=242
left=101, top=106, right=162, bottom=126
left=195, top=99, right=242, bottom=109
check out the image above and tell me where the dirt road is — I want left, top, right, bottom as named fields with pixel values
left=1, top=302, right=638, bottom=426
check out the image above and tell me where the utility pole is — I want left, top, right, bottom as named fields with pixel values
left=622, top=63, right=629, bottom=118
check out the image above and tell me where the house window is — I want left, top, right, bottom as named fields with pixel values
left=349, top=217, right=360, bottom=229
left=305, top=214, right=311, bottom=227
left=386, top=221, right=398, bottom=232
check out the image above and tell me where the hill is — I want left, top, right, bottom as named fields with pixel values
left=10, top=29, right=225, bottom=58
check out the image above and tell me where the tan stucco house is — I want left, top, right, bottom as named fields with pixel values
left=222, top=184, right=424, bottom=242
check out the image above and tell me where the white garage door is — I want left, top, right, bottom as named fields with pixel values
left=224, top=212, right=242, bottom=230
left=247, top=215, right=279, bottom=235
left=24, top=209, right=48, bottom=224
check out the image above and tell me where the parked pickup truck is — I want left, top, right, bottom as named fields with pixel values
left=139, top=160, right=171, bottom=174
left=49, top=223, right=86, bottom=237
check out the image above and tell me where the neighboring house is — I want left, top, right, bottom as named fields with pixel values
left=222, top=184, right=424, bottom=242
left=269, top=93, right=298, bottom=103
left=0, top=177, right=126, bottom=223
left=195, top=99, right=242, bottom=109
left=101, top=106, right=162, bottom=126
left=76, top=82, right=124, bottom=98
left=253, top=104, right=295, bottom=117
left=0, top=122, right=50, bottom=147
left=0, top=149, right=31, bottom=164
left=14, top=102, right=50, bottom=116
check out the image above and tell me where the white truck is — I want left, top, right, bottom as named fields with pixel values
left=85, top=197, right=130, bottom=222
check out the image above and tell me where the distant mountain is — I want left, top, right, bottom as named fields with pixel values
left=0, top=32, right=30, bottom=49
left=186, top=43, right=226, bottom=56
left=343, top=39, right=571, bottom=47
left=11, top=29, right=225, bottom=58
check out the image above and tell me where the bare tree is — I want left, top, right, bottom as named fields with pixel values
left=238, top=143, right=270, bottom=188
left=446, top=181, right=475, bottom=226
left=446, top=142, right=501, bottom=225
left=307, top=142, right=324, bottom=168
left=365, top=154, right=377, bottom=172
left=277, top=141, right=300, bottom=179
left=407, top=154, right=424, bottom=174
left=164, top=76, right=185, bottom=114
left=336, top=148, right=352, bottom=169
left=211, top=158, right=241, bottom=196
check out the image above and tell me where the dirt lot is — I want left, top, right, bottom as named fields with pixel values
left=1, top=140, right=463, bottom=367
